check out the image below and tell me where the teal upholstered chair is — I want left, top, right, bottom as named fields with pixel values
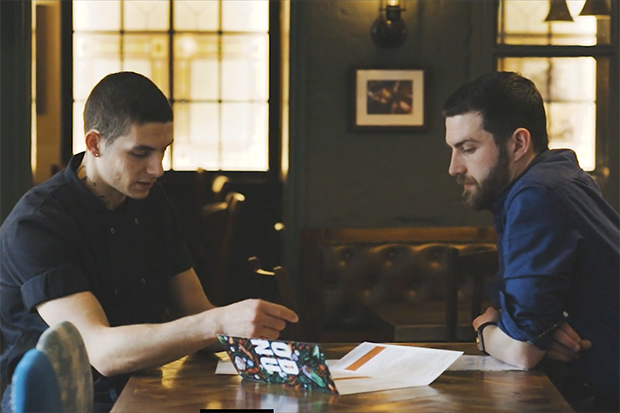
left=11, top=321, right=93, bottom=412
left=10, top=349, right=63, bottom=413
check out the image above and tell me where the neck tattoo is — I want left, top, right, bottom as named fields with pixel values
left=77, top=165, right=97, bottom=187
left=77, top=164, right=110, bottom=208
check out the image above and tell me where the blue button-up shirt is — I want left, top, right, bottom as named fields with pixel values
left=490, top=149, right=619, bottom=399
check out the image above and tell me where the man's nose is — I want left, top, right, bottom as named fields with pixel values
left=147, top=158, right=164, bottom=178
left=448, top=152, right=465, bottom=177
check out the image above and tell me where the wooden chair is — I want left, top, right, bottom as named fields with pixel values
left=248, top=257, right=306, bottom=341
left=211, top=175, right=230, bottom=202
left=452, top=248, right=499, bottom=339
left=194, top=169, right=230, bottom=215
left=195, top=191, right=246, bottom=306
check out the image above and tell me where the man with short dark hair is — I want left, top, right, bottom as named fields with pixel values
left=0, top=72, right=298, bottom=412
left=443, top=71, right=619, bottom=412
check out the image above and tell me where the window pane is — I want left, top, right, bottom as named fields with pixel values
left=547, top=102, right=596, bottom=170
left=122, top=35, right=170, bottom=96
left=73, top=101, right=86, bottom=154
left=73, top=1, right=121, bottom=31
left=73, top=34, right=121, bottom=100
left=71, top=0, right=272, bottom=172
left=162, top=147, right=172, bottom=171
left=499, top=57, right=596, bottom=171
left=221, top=35, right=269, bottom=101
left=173, top=0, right=219, bottom=31
left=222, top=1, right=269, bottom=32
left=173, top=35, right=219, bottom=101
left=221, top=102, right=268, bottom=171
left=172, top=103, right=220, bottom=170
left=123, top=1, right=169, bottom=31
left=498, top=0, right=608, bottom=45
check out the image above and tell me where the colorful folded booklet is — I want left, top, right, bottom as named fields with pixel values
left=216, top=335, right=339, bottom=394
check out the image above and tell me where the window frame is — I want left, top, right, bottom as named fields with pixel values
left=60, top=0, right=282, bottom=183
left=470, top=0, right=618, bottom=189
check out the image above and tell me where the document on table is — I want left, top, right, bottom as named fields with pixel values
left=330, top=342, right=463, bottom=387
left=446, top=355, right=525, bottom=371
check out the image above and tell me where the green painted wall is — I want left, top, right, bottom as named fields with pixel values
left=287, top=0, right=493, bottom=236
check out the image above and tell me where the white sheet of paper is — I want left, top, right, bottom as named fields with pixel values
left=330, top=342, right=463, bottom=387
left=446, top=355, right=524, bottom=371
left=215, top=359, right=237, bottom=375
left=332, top=374, right=442, bottom=396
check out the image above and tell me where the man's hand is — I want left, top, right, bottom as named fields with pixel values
left=546, top=323, right=591, bottom=362
left=215, top=299, right=299, bottom=340
left=472, top=306, right=501, bottom=330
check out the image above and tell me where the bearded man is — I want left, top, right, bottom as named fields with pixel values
left=443, top=71, right=618, bottom=412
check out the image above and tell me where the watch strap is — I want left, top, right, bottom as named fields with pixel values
left=476, top=321, right=497, bottom=353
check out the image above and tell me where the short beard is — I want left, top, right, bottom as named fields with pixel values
left=458, top=145, right=511, bottom=211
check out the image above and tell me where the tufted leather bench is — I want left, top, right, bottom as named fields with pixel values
left=300, top=228, right=498, bottom=342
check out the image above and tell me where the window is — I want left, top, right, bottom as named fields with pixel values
left=496, top=0, right=615, bottom=175
left=72, top=0, right=275, bottom=172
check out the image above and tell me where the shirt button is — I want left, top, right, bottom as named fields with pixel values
left=141, top=278, right=146, bottom=284
left=110, top=227, right=115, bottom=234
left=134, top=218, right=139, bottom=224
left=114, top=289, right=119, bottom=295
left=563, top=311, right=569, bottom=318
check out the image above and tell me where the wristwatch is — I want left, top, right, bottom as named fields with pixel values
left=475, top=321, right=497, bottom=353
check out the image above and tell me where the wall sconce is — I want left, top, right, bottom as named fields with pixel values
left=370, top=0, right=407, bottom=49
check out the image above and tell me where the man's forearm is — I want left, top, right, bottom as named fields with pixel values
left=483, top=325, right=546, bottom=369
left=87, top=309, right=222, bottom=377
left=37, top=292, right=224, bottom=378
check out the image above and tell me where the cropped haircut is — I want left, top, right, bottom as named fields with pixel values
left=83, top=72, right=173, bottom=146
left=442, top=71, right=549, bottom=153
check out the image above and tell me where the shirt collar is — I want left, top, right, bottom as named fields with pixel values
left=490, top=149, right=550, bottom=216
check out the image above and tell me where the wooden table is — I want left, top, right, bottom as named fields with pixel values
left=112, top=343, right=573, bottom=412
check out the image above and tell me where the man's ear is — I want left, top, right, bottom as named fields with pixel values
left=84, top=130, right=103, bottom=157
left=510, top=127, right=532, bottom=162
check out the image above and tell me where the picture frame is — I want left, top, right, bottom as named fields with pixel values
left=352, top=68, right=427, bottom=132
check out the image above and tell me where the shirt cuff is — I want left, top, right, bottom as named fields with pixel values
left=497, top=290, right=566, bottom=350
left=21, top=267, right=90, bottom=312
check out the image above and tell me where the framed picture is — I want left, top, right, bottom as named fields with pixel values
left=353, top=68, right=427, bottom=132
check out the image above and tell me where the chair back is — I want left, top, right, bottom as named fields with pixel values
left=454, top=248, right=499, bottom=326
left=211, top=175, right=230, bottom=202
left=194, top=170, right=230, bottom=207
left=11, top=349, right=63, bottom=413
left=249, top=257, right=305, bottom=341
left=195, top=191, right=246, bottom=305
left=35, top=321, right=94, bottom=413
